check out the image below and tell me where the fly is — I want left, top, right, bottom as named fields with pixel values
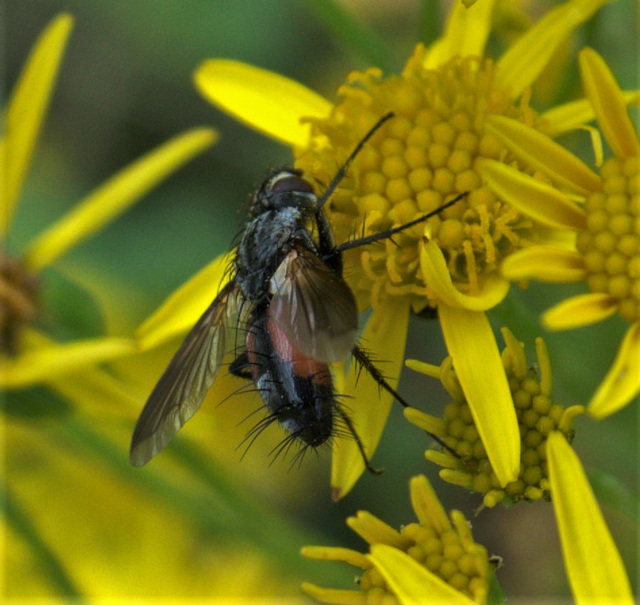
left=130, top=113, right=465, bottom=470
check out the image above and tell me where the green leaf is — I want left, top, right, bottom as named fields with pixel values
left=487, top=567, right=507, bottom=605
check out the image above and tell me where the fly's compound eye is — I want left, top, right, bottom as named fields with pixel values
left=269, top=172, right=314, bottom=195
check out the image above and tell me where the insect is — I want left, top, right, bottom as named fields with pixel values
left=130, top=113, right=465, bottom=469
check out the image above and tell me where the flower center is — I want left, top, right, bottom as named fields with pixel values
left=576, top=156, right=640, bottom=322
left=296, top=49, right=542, bottom=310
left=413, top=332, right=584, bottom=508
left=0, top=252, right=40, bottom=355
left=357, top=520, right=489, bottom=603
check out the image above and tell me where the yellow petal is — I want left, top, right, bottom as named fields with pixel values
left=579, top=48, right=640, bottom=159
left=7, top=329, right=142, bottom=414
left=368, top=544, right=475, bottom=605
left=420, top=240, right=510, bottom=310
left=424, top=0, right=496, bottom=69
left=194, top=59, right=331, bottom=147
left=485, top=117, right=601, bottom=195
left=136, top=252, right=234, bottom=351
left=542, top=292, right=618, bottom=330
left=482, top=159, right=589, bottom=231
left=496, top=0, right=610, bottom=98
left=501, top=247, right=587, bottom=282
left=547, top=432, right=633, bottom=604
left=331, top=299, right=410, bottom=501
left=301, top=582, right=367, bottom=605
left=48, top=364, right=141, bottom=418
left=347, top=511, right=405, bottom=548
left=543, top=91, right=640, bottom=138
left=439, top=306, right=520, bottom=486
left=589, top=322, right=640, bottom=418
left=1, top=14, right=74, bottom=236
left=0, top=329, right=135, bottom=388
left=300, top=545, right=370, bottom=569
left=24, top=128, right=217, bottom=272
left=409, top=475, right=450, bottom=534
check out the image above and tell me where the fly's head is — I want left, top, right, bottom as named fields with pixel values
left=248, top=169, right=317, bottom=218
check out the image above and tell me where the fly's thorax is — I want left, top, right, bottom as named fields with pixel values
left=235, top=204, right=319, bottom=300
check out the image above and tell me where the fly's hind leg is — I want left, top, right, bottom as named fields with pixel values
left=351, top=345, right=460, bottom=459
left=229, top=352, right=253, bottom=380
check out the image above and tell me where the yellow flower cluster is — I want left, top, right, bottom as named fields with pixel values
left=406, top=329, right=584, bottom=508
left=9, top=2, right=636, bottom=604
left=303, top=476, right=493, bottom=605
left=296, top=51, right=543, bottom=310
left=578, top=156, right=640, bottom=322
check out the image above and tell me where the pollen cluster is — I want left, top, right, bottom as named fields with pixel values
left=409, top=329, right=584, bottom=508
left=576, top=156, right=640, bottom=322
left=296, top=47, right=542, bottom=310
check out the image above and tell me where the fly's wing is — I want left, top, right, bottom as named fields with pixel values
left=130, top=280, right=240, bottom=466
left=269, top=244, right=358, bottom=363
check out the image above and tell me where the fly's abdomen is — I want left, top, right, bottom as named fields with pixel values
left=246, top=309, right=334, bottom=447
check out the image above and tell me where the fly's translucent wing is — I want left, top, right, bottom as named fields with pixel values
left=269, top=244, right=358, bottom=363
left=130, top=280, right=240, bottom=466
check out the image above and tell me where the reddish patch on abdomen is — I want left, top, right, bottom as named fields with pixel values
left=266, top=317, right=331, bottom=386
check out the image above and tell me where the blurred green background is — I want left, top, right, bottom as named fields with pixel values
left=4, top=0, right=638, bottom=601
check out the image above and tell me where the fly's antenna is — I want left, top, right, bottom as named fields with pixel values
left=316, top=112, right=395, bottom=212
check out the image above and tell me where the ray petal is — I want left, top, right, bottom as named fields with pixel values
left=25, top=128, right=217, bottom=271
left=542, top=292, right=618, bottom=330
left=1, top=14, right=74, bottom=236
left=301, top=582, right=367, bottom=605
left=136, top=252, right=234, bottom=351
left=331, top=299, right=410, bottom=500
left=542, top=91, right=640, bottom=138
left=420, top=240, right=510, bottom=310
left=1, top=329, right=135, bottom=388
left=369, top=544, right=475, bottom=605
left=547, top=432, right=633, bottom=604
left=588, top=322, right=640, bottom=418
left=579, top=48, right=640, bottom=159
left=501, top=247, right=587, bottom=282
left=496, top=0, right=610, bottom=98
left=424, top=0, right=496, bottom=68
left=485, top=116, right=601, bottom=195
left=194, top=59, right=331, bottom=148
left=439, top=306, right=520, bottom=487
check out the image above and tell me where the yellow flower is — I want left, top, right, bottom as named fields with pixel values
left=181, top=0, right=621, bottom=497
left=405, top=327, right=584, bottom=508
left=0, top=14, right=217, bottom=390
left=483, top=47, right=640, bottom=418
left=547, top=432, right=633, bottom=604
left=302, top=474, right=494, bottom=605
left=6, top=382, right=306, bottom=599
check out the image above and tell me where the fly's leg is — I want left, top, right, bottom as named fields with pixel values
left=352, top=346, right=460, bottom=459
left=229, top=352, right=253, bottom=380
